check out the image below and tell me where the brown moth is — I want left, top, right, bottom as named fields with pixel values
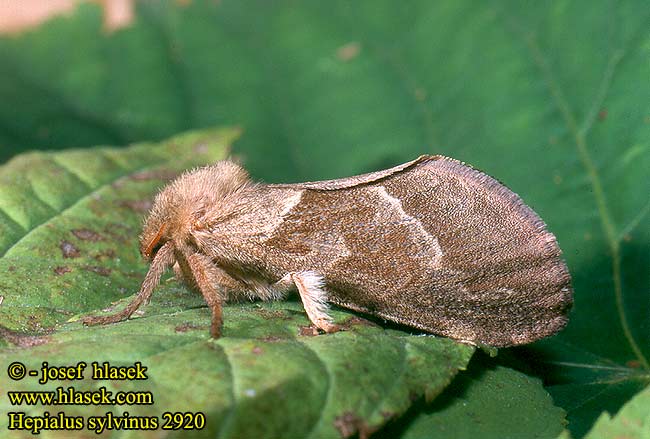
left=83, top=155, right=573, bottom=347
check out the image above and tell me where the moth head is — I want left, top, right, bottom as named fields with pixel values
left=139, top=160, right=251, bottom=260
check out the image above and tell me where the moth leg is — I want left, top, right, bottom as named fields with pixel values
left=290, top=271, right=340, bottom=333
left=82, top=241, right=175, bottom=326
left=180, top=252, right=237, bottom=339
left=169, top=262, right=184, bottom=282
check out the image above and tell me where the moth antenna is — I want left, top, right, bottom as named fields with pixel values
left=82, top=241, right=175, bottom=326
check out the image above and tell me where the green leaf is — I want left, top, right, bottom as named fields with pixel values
left=582, top=385, right=650, bottom=439
left=378, top=356, right=566, bottom=439
left=516, top=339, right=650, bottom=438
left=0, top=295, right=474, bottom=438
left=1, top=1, right=649, bottom=436
left=0, top=127, right=238, bottom=331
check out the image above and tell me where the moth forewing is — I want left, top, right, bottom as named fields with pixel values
left=83, top=155, right=572, bottom=347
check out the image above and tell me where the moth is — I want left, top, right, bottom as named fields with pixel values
left=83, top=155, right=573, bottom=347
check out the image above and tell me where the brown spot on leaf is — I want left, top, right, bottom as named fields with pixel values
left=174, top=323, right=203, bottom=333
left=626, top=360, right=641, bottom=368
left=299, top=325, right=319, bottom=337
left=333, top=412, right=370, bottom=439
left=553, top=174, right=562, bottom=185
left=257, top=308, right=293, bottom=321
left=72, top=228, right=104, bottom=242
left=119, top=199, right=153, bottom=213
left=251, top=346, right=264, bottom=355
left=83, top=265, right=111, bottom=277
left=53, top=266, right=72, bottom=276
left=337, top=41, right=361, bottom=61
left=259, top=335, right=284, bottom=343
left=598, top=108, right=608, bottom=121
left=60, top=240, right=80, bottom=258
left=0, top=325, right=49, bottom=348
left=8, top=266, right=16, bottom=272
left=340, top=316, right=378, bottom=330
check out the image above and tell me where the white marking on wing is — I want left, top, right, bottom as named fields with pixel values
left=260, top=190, right=304, bottom=236
left=279, top=190, right=303, bottom=216
left=371, top=186, right=443, bottom=267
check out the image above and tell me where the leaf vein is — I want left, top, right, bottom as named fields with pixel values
left=579, top=50, right=624, bottom=137
left=581, top=12, right=650, bottom=137
left=618, top=198, right=650, bottom=242
left=50, top=155, right=95, bottom=190
left=0, top=206, right=28, bottom=237
left=495, top=6, right=649, bottom=370
left=214, top=341, right=238, bottom=439
left=295, top=339, right=333, bottom=439
left=1, top=156, right=172, bottom=259
left=366, top=339, right=408, bottom=428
